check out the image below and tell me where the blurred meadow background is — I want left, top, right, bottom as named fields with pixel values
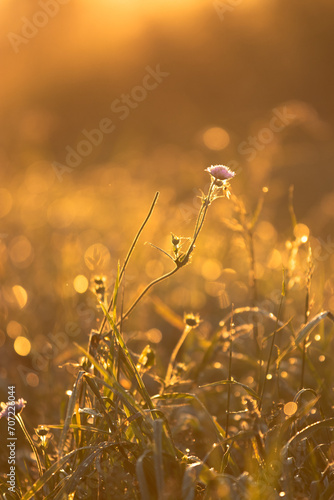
left=0, top=0, right=334, bottom=495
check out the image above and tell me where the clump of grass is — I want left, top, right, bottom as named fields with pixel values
left=1, top=165, right=334, bottom=500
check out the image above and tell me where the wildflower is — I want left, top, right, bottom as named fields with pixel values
left=205, top=164, right=236, bottom=182
left=0, top=398, right=26, bottom=419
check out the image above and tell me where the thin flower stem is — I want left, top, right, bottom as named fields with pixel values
left=165, top=325, right=191, bottom=387
left=300, top=301, right=309, bottom=390
left=248, top=230, right=258, bottom=304
left=99, top=192, right=159, bottom=335
left=120, top=191, right=160, bottom=283
left=300, top=249, right=312, bottom=390
left=146, top=242, right=175, bottom=262
left=248, top=229, right=262, bottom=391
left=226, top=310, right=234, bottom=439
left=118, top=266, right=178, bottom=324
left=288, top=185, right=297, bottom=229
left=186, top=180, right=215, bottom=258
left=191, top=195, right=207, bottom=243
left=259, top=271, right=285, bottom=410
left=117, top=180, right=218, bottom=325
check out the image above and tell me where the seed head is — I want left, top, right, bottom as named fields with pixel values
left=184, top=313, right=201, bottom=328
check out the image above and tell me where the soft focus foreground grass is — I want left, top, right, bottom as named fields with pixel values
left=1, top=166, right=334, bottom=499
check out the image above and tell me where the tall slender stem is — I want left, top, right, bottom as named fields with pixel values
left=99, top=192, right=159, bottom=335
left=186, top=180, right=215, bottom=258
left=118, top=267, right=178, bottom=325
left=259, top=271, right=285, bottom=410
left=165, top=325, right=191, bottom=387
left=226, top=316, right=233, bottom=439
left=300, top=253, right=312, bottom=390
left=116, top=180, right=218, bottom=325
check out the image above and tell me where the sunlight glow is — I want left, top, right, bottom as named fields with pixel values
left=47, top=198, right=76, bottom=228
left=14, top=336, right=31, bottom=356
left=293, top=223, right=309, bottom=243
left=203, top=127, right=230, bottom=151
left=267, top=249, right=282, bottom=269
left=201, top=259, right=222, bottom=280
left=284, top=402, right=297, bottom=416
left=7, top=321, right=23, bottom=339
left=9, top=236, right=34, bottom=269
left=146, top=328, right=162, bottom=343
left=26, top=372, right=39, bottom=387
left=84, top=243, right=111, bottom=271
left=12, top=285, right=28, bottom=308
left=73, top=274, right=89, bottom=294
left=0, top=188, right=13, bottom=218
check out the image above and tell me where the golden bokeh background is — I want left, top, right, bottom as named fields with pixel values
left=0, top=0, right=334, bottom=424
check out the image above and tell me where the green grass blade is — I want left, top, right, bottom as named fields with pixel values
left=294, top=311, right=334, bottom=345
left=153, top=419, right=164, bottom=499
left=199, top=379, right=260, bottom=400
left=153, top=393, right=225, bottom=448
left=182, top=461, right=203, bottom=500
left=59, top=370, right=85, bottom=457
left=281, top=417, right=334, bottom=460
left=21, top=448, right=89, bottom=500
left=136, top=450, right=152, bottom=500
left=99, top=302, right=154, bottom=410
left=53, top=441, right=119, bottom=499
left=277, top=310, right=334, bottom=364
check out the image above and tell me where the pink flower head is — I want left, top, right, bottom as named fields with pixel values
left=205, top=165, right=236, bottom=181
left=0, top=398, right=26, bottom=419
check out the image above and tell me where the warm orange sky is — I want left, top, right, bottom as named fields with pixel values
left=1, top=0, right=334, bottom=220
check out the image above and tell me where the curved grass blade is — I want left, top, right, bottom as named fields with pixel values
left=53, top=441, right=121, bottom=500
left=59, top=370, right=85, bottom=457
left=153, top=419, right=164, bottom=500
left=199, top=379, right=260, bottom=401
left=15, top=414, right=43, bottom=477
left=277, top=310, right=334, bottom=364
left=219, top=307, right=286, bottom=329
left=153, top=392, right=226, bottom=448
left=21, top=448, right=91, bottom=500
left=99, top=303, right=154, bottom=410
left=294, top=311, right=334, bottom=346
left=194, top=307, right=287, bottom=382
left=293, top=388, right=318, bottom=403
left=80, top=369, right=150, bottom=447
left=281, top=417, right=334, bottom=460
left=74, top=344, right=141, bottom=414
left=42, top=423, right=111, bottom=435
left=136, top=450, right=152, bottom=500
left=182, top=461, right=203, bottom=500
